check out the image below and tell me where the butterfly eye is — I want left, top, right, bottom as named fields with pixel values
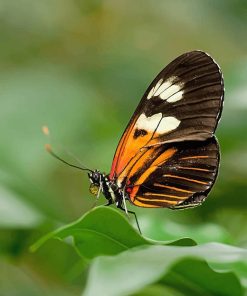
left=89, top=183, right=99, bottom=196
left=93, top=172, right=99, bottom=180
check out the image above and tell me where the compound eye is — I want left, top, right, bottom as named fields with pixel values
left=93, top=172, right=99, bottom=181
left=89, top=183, right=99, bottom=196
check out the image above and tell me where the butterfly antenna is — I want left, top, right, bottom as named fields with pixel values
left=61, top=147, right=90, bottom=170
left=42, top=126, right=93, bottom=173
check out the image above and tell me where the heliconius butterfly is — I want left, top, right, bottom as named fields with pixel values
left=45, top=50, right=224, bottom=234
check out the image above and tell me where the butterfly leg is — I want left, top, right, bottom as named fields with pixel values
left=127, top=209, right=142, bottom=235
left=118, top=197, right=142, bottom=234
left=122, top=195, right=129, bottom=216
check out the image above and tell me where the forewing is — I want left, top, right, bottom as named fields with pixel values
left=110, top=51, right=224, bottom=181
left=126, top=137, right=219, bottom=208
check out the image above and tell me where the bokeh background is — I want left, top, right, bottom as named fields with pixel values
left=0, top=0, right=247, bottom=295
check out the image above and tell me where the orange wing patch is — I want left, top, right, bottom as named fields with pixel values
left=110, top=113, right=181, bottom=180
left=163, top=174, right=208, bottom=185
left=110, top=120, right=153, bottom=180
left=127, top=147, right=177, bottom=202
left=125, top=137, right=219, bottom=208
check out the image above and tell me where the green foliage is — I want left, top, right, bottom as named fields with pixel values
left=31, top=206, right=151, bottom=259
left=32, top=207, right=247, bottom=295
left=31, top=207, right=195, bottom=259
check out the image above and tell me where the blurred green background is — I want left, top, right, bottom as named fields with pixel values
left=0, top=0, right=247, bottom=295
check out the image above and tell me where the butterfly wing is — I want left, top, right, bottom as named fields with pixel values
left=109, top=51, right=224, bottom=190
left=125, top=136, right=219, bottom=208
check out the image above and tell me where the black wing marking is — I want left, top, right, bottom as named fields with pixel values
left=127, top=137, right=219, bottom=208
left=134, top=50, right=224, bottom=143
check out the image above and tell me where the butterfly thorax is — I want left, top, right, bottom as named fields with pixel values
left=88, top=170, right=123, bottom=204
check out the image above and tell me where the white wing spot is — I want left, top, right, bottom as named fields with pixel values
left=160, top=84, right=182, bottom=101
left=153, top=79, right=163, bottom=93
left=147, top=87, right=154, bottom=99
left=167, top=90, right=184, bottom=103
left=135, top=113, right=180, bottom=135
left=147, top=75, right=184, bottom=103
left=154, top=80, right=173, bottom=96
left=135, top=113, right=162, bottom=132
left=156, top=116, right=181, bottom=134
left=147, top=79, right=163, bottom=99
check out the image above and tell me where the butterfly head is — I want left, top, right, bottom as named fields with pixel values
left=88, top=170, right=102, bottom=196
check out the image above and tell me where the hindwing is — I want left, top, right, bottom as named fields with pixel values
left=125, top=137, right=219, bottom=208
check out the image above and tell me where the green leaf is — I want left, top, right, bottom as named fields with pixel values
left=162, top=259, right=242, bottom=296
left=83, top=243, right=247, bottom=296
left=134, top=259, right=242, bottom=296
left=133, top=284, right=183, bottom=296
left=30, top=206, right=195, bottom=259
left=142, top=216, right=232, bottom=244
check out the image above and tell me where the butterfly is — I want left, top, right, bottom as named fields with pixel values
left=46, top=50, right=224, bottom=233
